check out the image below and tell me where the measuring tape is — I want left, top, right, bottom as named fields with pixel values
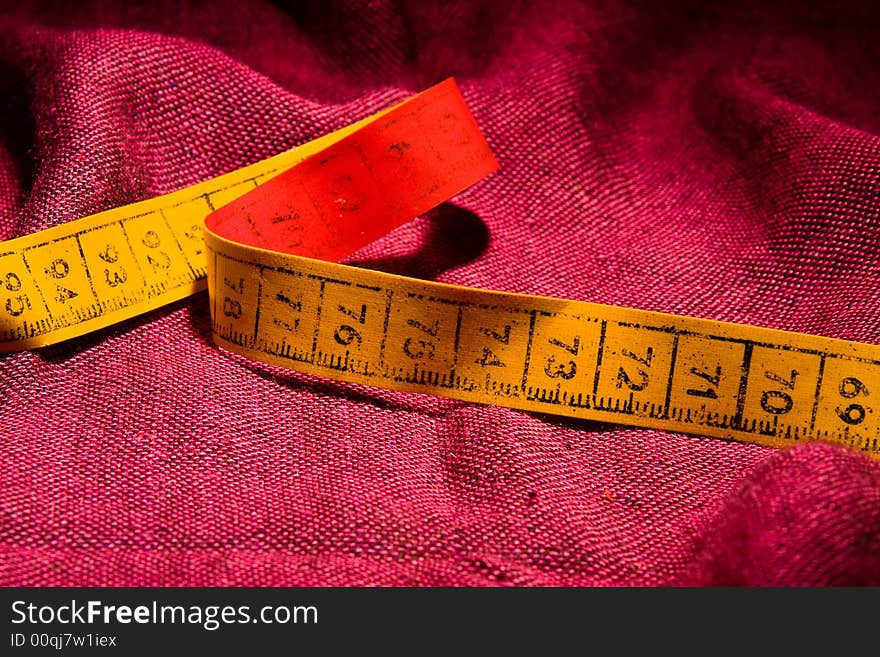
left=2, top=79, right=879, bottom=459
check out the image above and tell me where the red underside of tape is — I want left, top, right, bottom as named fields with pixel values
left=205, top=78, right=499, bottom=262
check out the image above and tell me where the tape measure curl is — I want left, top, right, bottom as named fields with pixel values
left=2, top=79, right=879, bottom=459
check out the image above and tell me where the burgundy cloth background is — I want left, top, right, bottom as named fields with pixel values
left=1, top=0, right=879, bottom=586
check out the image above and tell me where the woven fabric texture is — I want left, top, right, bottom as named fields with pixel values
left=1, top=0, right=879, bottom=586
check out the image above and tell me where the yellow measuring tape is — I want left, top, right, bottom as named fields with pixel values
left=2, top=79, right=879, bottom=459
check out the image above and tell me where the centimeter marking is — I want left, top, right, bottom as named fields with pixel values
left=207, top=240, right=880, bottom=457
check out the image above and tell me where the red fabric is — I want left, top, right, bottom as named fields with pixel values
left=1, top=1, right=879, bottom=586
